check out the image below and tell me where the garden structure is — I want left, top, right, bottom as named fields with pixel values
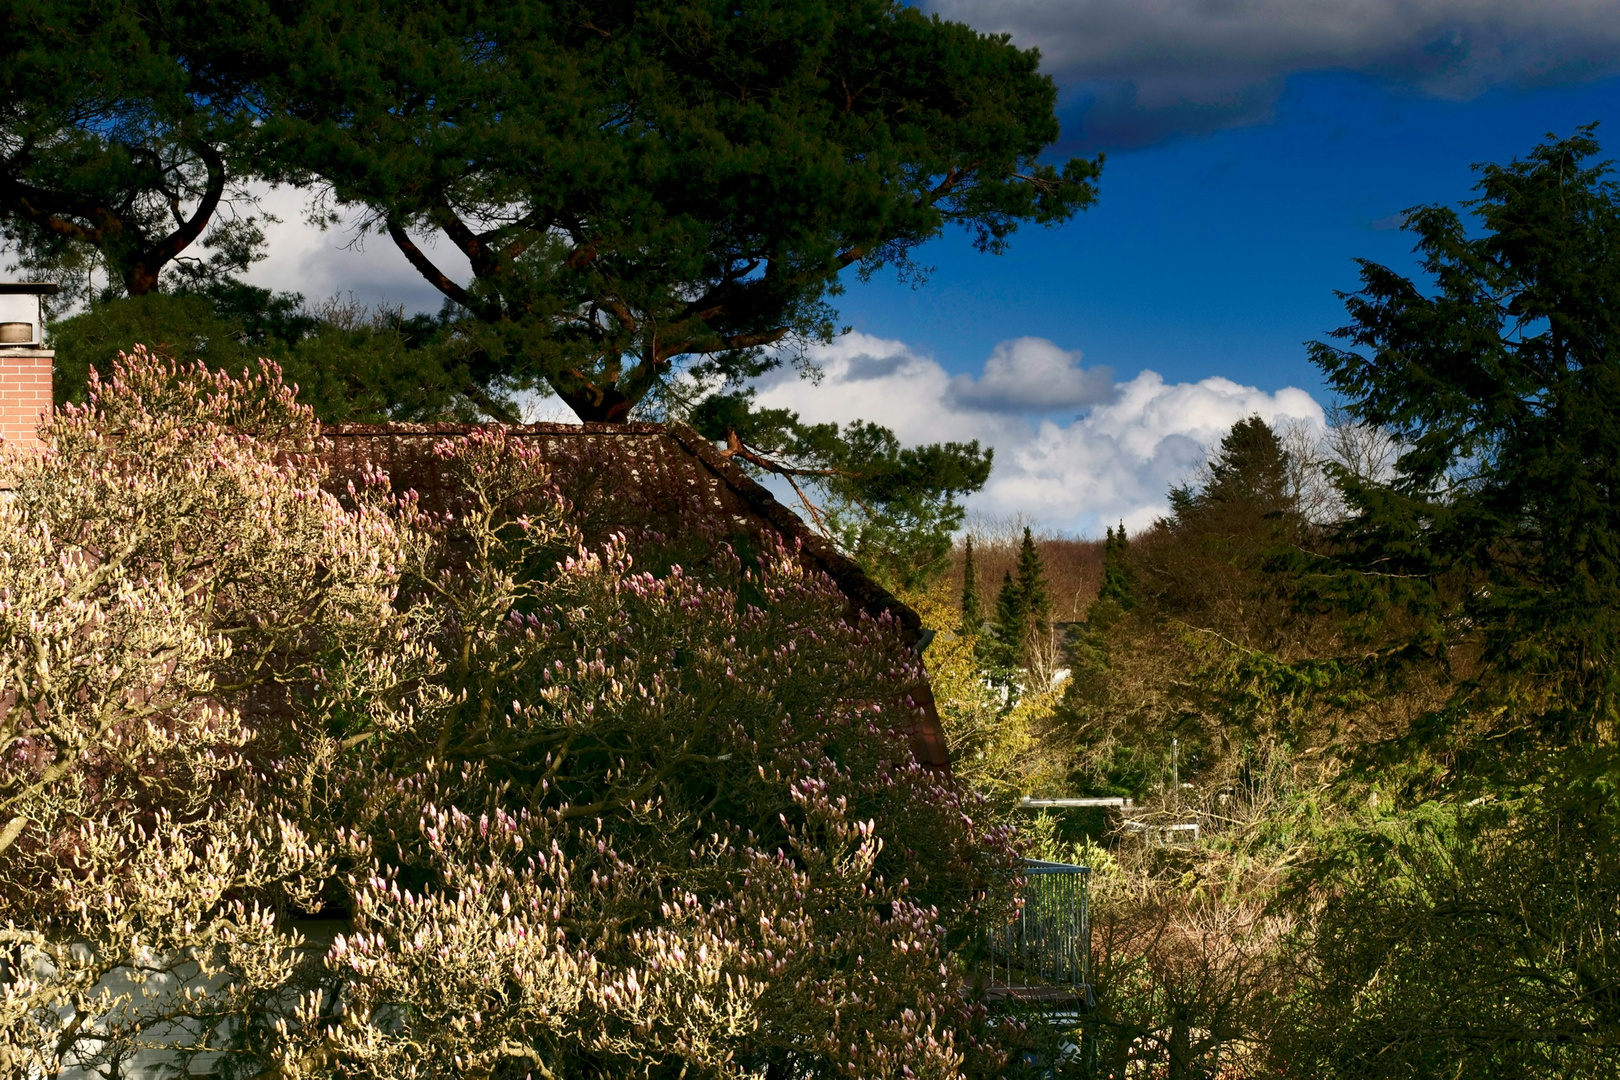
left=989, top=860, right=1093, bottom=1006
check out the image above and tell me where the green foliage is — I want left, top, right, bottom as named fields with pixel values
left=1278, top=760, right=1620, bottom=1079
left=1056, top=417, right=1331, bottom=807
left=1074, top=522, right=1135, bottom=678
left=48, top=287, right=492, bottom=422
left=688, top=389, right=991, bottom=589
left=1016, top=528, right=1053, bottom=630
left=0, top=0, right=261, bottom=296
left=1270, top=127, right=1620, bottom=1077
left=960, top=534, right=983, bottom=633
left=975, top=529, right=1052, bottom=678
left=986, top=527, right=1052, bottom=673
left=233, top=0, right=1100, bottom=420
left=49, top=293, right=242, bottom=402
left=1167, top=416, right=1292, bottom=523
left=989, top=570, right=1020, bottom=670
left=1147, top=418, right=1306, bottom=648
left=1097, top=523, right=1134, bottom=611
left=1312, top=126, right=1620, bottom=739
left=7, top=1, right=1094, bottom=423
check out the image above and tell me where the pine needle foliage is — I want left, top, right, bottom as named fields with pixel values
left=960, top=534, right=983, bottom=633
left=986, top=527, right=1053, bottom=676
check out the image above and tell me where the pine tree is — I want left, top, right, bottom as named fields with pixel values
left=960, top=535, right=983, bottom=632
left=1098, top=523, right=1134, bottom=609
left=1016, top=527, right=1053, bottom=674
left=1167, top=417, right=1294, bottom=526
left=236, top=2, right=1100, bottom=423
left=990, top=570, right=1025, bottom=670
left=1014, top=527, right=1051, bottom=642
left=989, top=528, right=1052, bottom=671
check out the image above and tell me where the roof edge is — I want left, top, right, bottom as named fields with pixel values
left=664, top=423, right=948, bottom=770
left=320, top=419, right=926, bottom=647
left=663, top=422, right=925, bottom=646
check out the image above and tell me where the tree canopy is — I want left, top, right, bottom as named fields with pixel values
left=4, top=0, right=1085, bottom=586
left=235, top=0, right=1099, bottom=420
left=6, top=1, right=1093, bottom=422
left=0, top=0, right=263, bottom=298
left=48, top=287, right=487, bottom=421
left=1312, top=125, right=1620, bottom=737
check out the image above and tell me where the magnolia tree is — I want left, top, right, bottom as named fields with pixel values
left=0, top=352, right=1018, bottom=1079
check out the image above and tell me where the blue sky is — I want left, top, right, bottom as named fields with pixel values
left=834, top=69, right=1620, bottom=401
left=241, top=1, right=1620, bottom=535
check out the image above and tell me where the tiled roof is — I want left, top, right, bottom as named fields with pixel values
left=320, top=421, right=950, bottom=771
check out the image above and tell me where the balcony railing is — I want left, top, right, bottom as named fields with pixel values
left=987, top=859, right=1091, bottom=1003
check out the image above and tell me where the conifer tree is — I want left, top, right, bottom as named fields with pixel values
left=238, top=0, right=1101, bottom=424
left=990, top=570, right=1025, bottom=671
left=989, top=527, right=1052, bottom=671
left=1014, top=527, right=1051, bottom=635
left=1099, top=523, right=1134, bottom=609
left=1015, top=526, right=1053, bottom=674
left=1313, top=126, right=1620, bottom=731
left=1167, top=417, right=1295, bottom=528
left=960, top=535, right=983, bottom=633
left=0, top=0, right=258, bottom=297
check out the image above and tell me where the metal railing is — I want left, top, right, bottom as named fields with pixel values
left=988, top=859, right=1091, bottom=998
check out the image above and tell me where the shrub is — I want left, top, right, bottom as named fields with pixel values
left=1, top=351, right=1013, bottom=1079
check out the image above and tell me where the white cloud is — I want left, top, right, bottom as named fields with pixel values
left=753, top=331, right=1323, bottom=536
left=926, top=0, right=1620, bottom=146
left=239, top=184, right=461, bottom=313
left=945, top=336, right=1114, bottom=412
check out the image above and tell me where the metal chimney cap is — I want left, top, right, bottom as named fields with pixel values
left=0, top=282, right=60, bottom=295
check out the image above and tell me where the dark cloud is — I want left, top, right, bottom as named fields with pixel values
left=944, top=336, right=1115, bottom=413
left=842, top=349, right=913, bottom=381
left=927, top=1, right=1620, bottom=150
left=1056, top=77, right=1284, bottom=154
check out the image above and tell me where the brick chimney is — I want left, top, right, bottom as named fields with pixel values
left=0, top=283, right=58, bottom=449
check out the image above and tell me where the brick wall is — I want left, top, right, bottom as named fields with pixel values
left=0, top=349, right=53, bottom=449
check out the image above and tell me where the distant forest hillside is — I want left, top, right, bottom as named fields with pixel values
left=949, top=531, right=1105, bottom=626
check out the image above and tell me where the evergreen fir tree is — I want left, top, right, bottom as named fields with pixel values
left=1098, top=523, right=1134, bottom=609
left=990, top=570, right=1025, bottom=670
left=989, top=528, right=1052, bottom=671
left=960, top=535, right=983, bottom=632
left=1017, top=527, right=1053, bottom=672
left=1014, top=527, right=1051, bottom=645
left=1166, top=417, right=1294, bottom=526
